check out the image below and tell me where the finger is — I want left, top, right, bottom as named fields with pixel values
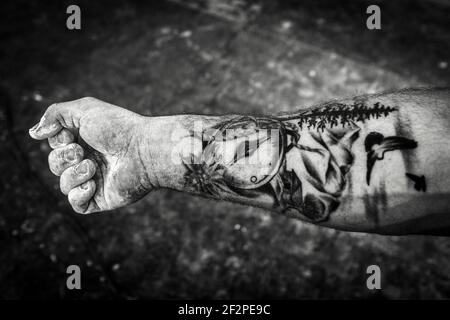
left=48, top=143, right=84, bottom=176
left=60, top=159, right=96, bottom=195
left=48, top=128, right=75, bottom=149
left=68, top=180, right=96, bottom=214
left=29, top=97, right=95, bottom=140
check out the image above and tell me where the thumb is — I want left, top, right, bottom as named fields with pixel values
left=29, top=99, right=87, bottom=140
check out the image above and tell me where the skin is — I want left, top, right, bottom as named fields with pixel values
left=29, top=98, right=155, bottom=213
left=29, top=89, right=450, bottom=235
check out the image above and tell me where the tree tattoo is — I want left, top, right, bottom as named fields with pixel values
left=181, top=102, right=412, bottom=223
left=277, top=101, right=397, bottom=131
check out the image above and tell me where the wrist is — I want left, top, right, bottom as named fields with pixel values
left=139, top=114, right=219, bottom=190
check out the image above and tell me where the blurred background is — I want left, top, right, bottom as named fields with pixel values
left=0, top=0, right=449, bottom=299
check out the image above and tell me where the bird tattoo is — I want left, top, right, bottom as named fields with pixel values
left=365, top=132, right=418, bottom=185
left=405, top=173, right=426, bottom=192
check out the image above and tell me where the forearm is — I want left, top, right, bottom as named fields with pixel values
left=143, top=88, right=450, bottom=235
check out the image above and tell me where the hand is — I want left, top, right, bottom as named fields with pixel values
left=29, top=97, right=156, bottom=214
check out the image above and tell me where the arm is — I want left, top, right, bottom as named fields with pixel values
left=29, top=88, right=450, bottom=235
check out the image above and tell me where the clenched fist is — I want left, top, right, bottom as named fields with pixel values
left=29, top=97, right=162, bottom=214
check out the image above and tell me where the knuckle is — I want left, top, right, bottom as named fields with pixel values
left=73, top=207, right=85, bottom=214
left=58, top=129, right=74, bottom=143
left=68, top=189, right=83, bottom=205
left=48, top=130, right=72, bottom=149
left=74, top=159, right=95, bottom=176
left=46, top=102, right=63, bottom=118
left=48, top=143, right=83, bottom=176
left=68, top=197, right=85, bottom=214
left=60, top=176, right=71, bottom=195
left=48, top=136, right=57, bottom=148
left=70, top=142, right=83, bottom=153
left=48, top=150, right=59, bottom=175
left=60, top=160, right=94, bottom=195
left=48, top=151, right=66, bottom=176
left=67, top=181, right=95, bottom=214
left=60, top=169, right=75, bottom=194
left=63, top=143, right=84, bottom=162
left=47, top=103, right=59, bottom=113
left=67, top=190, right=78, bottom=206
left=70, top=204, right=82, bottom=213
left=79, top=96, right=97, bottom=104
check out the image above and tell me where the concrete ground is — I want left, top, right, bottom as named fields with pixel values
left=0, top=0, right=449, bottom=298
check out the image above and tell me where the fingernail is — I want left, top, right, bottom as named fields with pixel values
left=64, top=148, right=76, bottom=162
left=75, top=162, right=89, bottom=175
left=80, top=182, right=90, bottom=190
left=29, top=123, right=39, bottom=132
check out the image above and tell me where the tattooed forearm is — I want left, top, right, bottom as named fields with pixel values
left=177, top=99, right=422, bottom=224
left=158, top=88, right=450, bottom=235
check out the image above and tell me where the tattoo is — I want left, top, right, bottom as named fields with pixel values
left=279, top=101, right=397, bottom=131
left=405, top=173, right=426, bottom=192
left=365, top=132, right=418, bottom=185
left=182, top=102, right=410, bottom=223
